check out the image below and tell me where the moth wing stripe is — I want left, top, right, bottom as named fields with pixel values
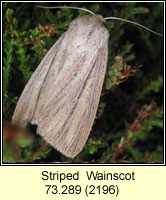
left=62, top=48, right=104, bottom=152
left=66, top=46, right=108, bottom=157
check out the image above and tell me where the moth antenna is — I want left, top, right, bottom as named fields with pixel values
left=104, top=17, right=163, bottom=37
left=36, top=5, right=96, bottom=16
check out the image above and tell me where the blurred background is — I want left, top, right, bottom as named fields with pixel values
left=3, top=2, right=164, bottom=163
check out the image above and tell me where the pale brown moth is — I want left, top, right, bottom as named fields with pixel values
left=12, top=6, right=162, bottom=158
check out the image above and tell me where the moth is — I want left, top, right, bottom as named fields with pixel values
left=12, top=6, right=162, bottom=158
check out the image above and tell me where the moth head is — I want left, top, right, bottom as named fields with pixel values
left=96, top=14, right=106, bottom=24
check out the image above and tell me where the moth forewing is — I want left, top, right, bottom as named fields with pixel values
left=12, top=15, right=109, bottom=158
left=12, top=34, right=66, bottom=126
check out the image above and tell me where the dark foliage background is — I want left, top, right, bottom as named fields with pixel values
left=3, top=2, right=164, bottom=163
